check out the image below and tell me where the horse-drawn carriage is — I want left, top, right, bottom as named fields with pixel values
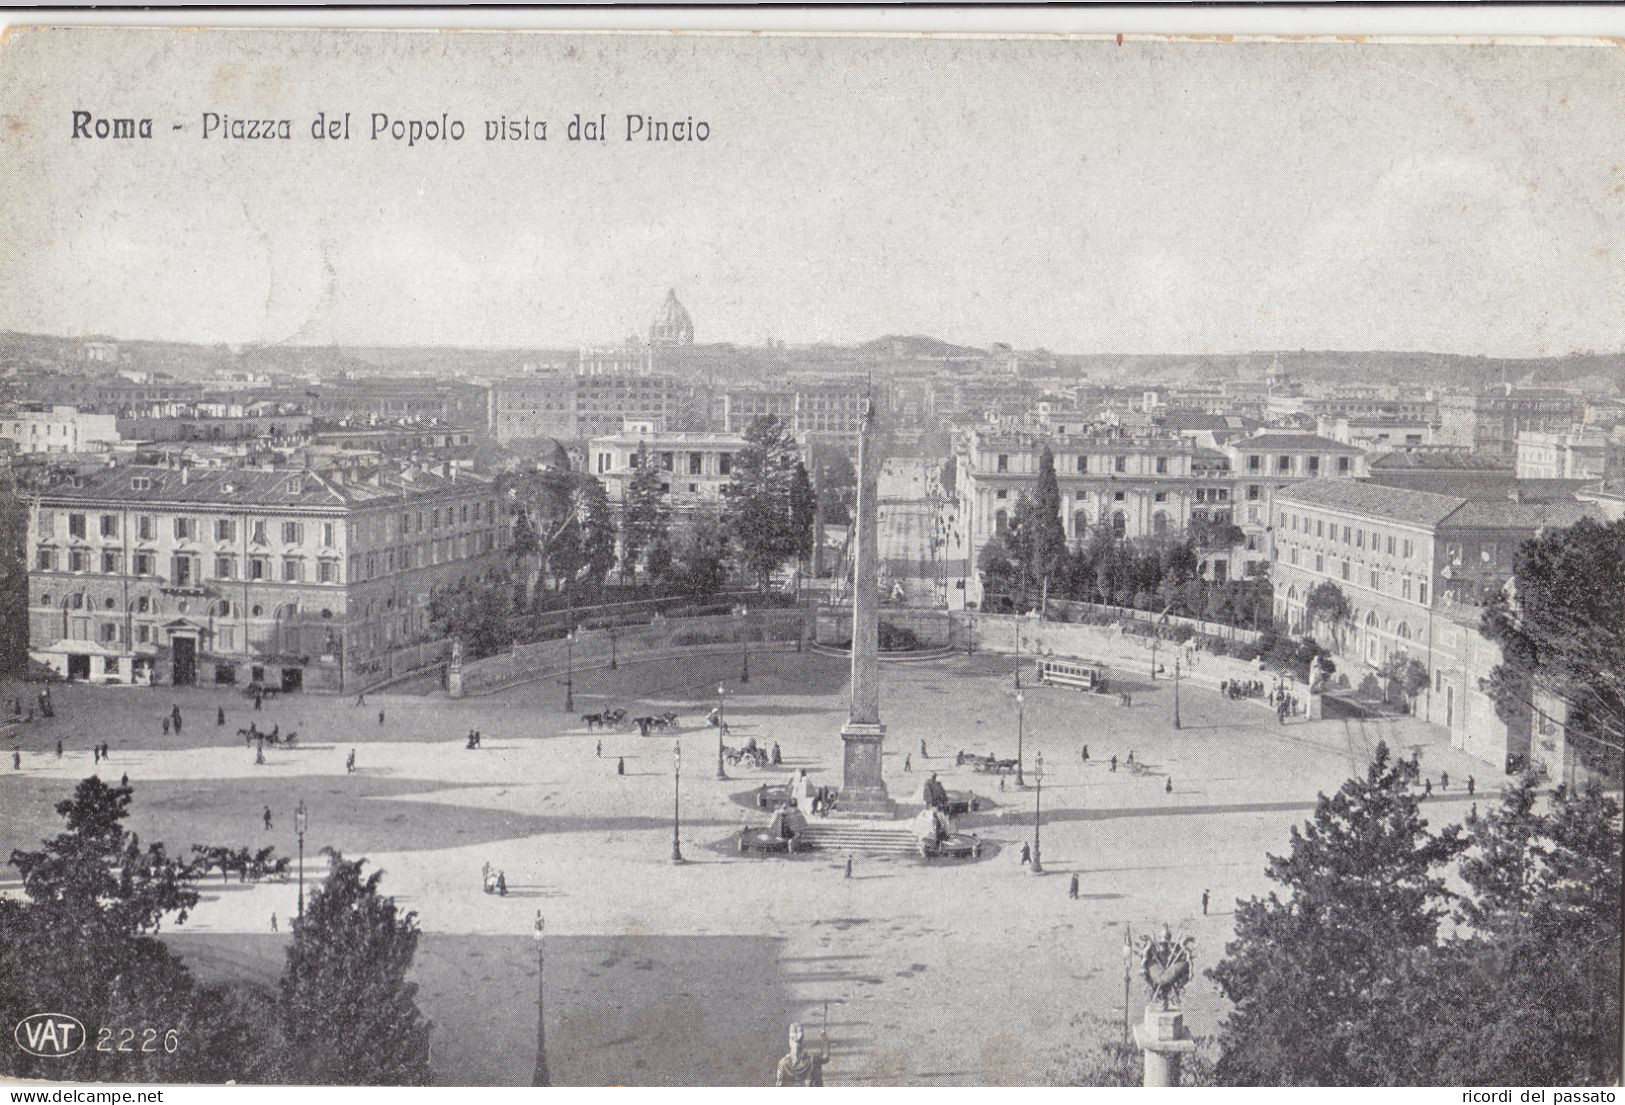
left=960, top=752, right=1018, bottom=776
left=581, top=707, right=630, bottom=731
left=724, top=735, right=769, bottom=769
left=632, top=711, right=680, bottom=736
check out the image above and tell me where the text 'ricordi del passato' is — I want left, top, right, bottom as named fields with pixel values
left=70, top=111, right=710, bottom=145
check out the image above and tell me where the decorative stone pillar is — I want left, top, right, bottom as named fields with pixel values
left=840, top=397, right=895, bottom=820
left=1132, top=1005, right=1196, bottom=1087
left=447, top=637, right=465, bottom=699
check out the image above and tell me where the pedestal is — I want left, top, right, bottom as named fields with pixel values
left=1132, top=1007, right=1196, bottom=1088
left=839, top=722, right=896, bottom=819
left=447, top=664, right=464, bottom=699
left=1307, top=692, right=1323, bottom=720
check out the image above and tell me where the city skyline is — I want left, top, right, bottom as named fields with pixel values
left=2, top=33, right=1622, bottom=357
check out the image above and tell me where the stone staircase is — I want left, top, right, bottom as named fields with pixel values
left=797, top=818, right=921, bottom=856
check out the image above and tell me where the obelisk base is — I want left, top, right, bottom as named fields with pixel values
left=839, top=722, right=896, bottom=820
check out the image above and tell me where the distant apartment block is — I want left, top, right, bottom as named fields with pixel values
left=1, top=405, right=121, bottom=454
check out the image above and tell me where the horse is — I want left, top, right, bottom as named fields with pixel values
left=581, top=712, right=606, bottom=730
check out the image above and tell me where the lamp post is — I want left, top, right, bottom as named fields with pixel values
left=671, top=739, right=684, bottom=863
left=738, top=605, right=750, bottom=684
left=532, top=912, right=550, bottom=1087
left=1173, top=652, right=1182, bottom=730
left=294, top=799, right=308, bottom=922
left=715, top=685, right=727, bottom=780
left=609, top=622, right=618, bottom=671
left=1150, top=633, right=1159, bottom=681
left=1122, top=924, right=1134, bottom=1048
left=1015, top=689, right=1026, bottom=788
left=1013, top=618, right=1022, bottom=689
left=564, top=629, right=575, bottom=714
left=1029, top=752, right=1045, bottom=874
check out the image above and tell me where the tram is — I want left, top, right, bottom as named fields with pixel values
left=1034, top=657, right=1110, bottom=694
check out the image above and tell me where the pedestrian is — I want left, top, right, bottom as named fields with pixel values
left=1440, top=770, right=1450, bottom=791
left=162, top=716, right=171, bottom=736
left=1019, top=841, right=1031, bottom=865
left=263, top=806, right=273, bottom=831
left=1469, top=802, right=1479, bottom=822
left=12, top=750, right=19, bottom=771
left=998, top=774, right=1006, bottom=792
left=1165, top=777, right=1173, bottom=794
left=254, top=691, right=263, bottom=711
left=1127, top=750, right=1134, bottom=765
left=172, top=707, right=182, bottom=735
left=1081, top=744, right=1089, bottom=762
left=617, top=756, right=625, bottom=776
left=120, top=772, right=127, bottom=788
left=1202, top=888, right=1210, bottom=915
left=217, top=706, right=226, bottom=726
left=356, top=692, right=366, bottom=707
left=101, top=742, right=109, bottom=760
left=1467, top=774, right=1475, bottom=796
left=844, top=853, right=853, bottom=880
left=1109, top=754, right=1118, bottom=773
left=378, top=709, right=386, bottom=726
left=271, top=913, right=278, bottom=932
left=920, top=739, right=928, bottom=759
left=596, top=738, right=602, bottom=758
left=1068, top=872, right=1079, bottom=900
left=55, top=739, right=62, bottom=758
left=904, top=754, right=912, bottom=773
left=1423, top=778, right=1433, bottom=799
left=347, top=749, right=356, bottom=774
left=254, top=743, right=265, bottom=766
left=93, top=745, right=100, bottom=764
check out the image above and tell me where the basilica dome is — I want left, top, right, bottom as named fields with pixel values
left=649, top=288, right=695, bottom=346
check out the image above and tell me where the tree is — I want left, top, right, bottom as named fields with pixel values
left=504, top=468, right=618, bottom=604
left=620, top=443, right=671, bottom=583
left=1377, top=653, right=1428, bottom=709
left=428, top=571, right=517, bottom=659
left=278, top=851, right=433, bottom=1085
left=1026, top=445, right=1069, bottom=602
left=672, top=511, right=731, bottom=601
left=1304, top=580, right=1352, bottom=647
left=1209, top=742, right=1466, bottom=1084
left=0, top=777, right=281, bottom=1083
left=1481, top=518, right=1625, bottom=782
left=813, top=447, right=856, bottom=527
left=0, top=479, right=27, bottom=675
left=722, top=415, right=803, bottom=589
left=789, top=461, right=817, bottom=571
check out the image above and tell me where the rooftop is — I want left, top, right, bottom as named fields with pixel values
left=37, top=463, right=488, bottom=508
left=1234, top=432, right=1362, bottom=453
left=1278, top=478, right=1600, bottom=531
left=1367, top=449, right=1513, bottom=472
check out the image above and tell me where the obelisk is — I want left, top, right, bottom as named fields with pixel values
left=838, top=396, right=896, bottom=819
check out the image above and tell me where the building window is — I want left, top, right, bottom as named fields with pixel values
left=215, top=519, right=235, bottom=541
left=1076, top=456, right=1088, bottom=473
left=1247, top=485, right=1261, bottom=501
left=1419, top=582, right=1428, bottom=605
left=1114, top=456, right=1127, bottom=473
left=1290, top=548, right=1299, bottom=565
left=68, top=549, right=88, bottom=573
left=172, top=555, right=194, bottom=586
left=1156, top=456, right=1168, bottom=474
left=1114, top=491, right=1125, bottom=502
left=1343, top=525, right=1351, bottom=544
left=214, top=555, right=235, bottom=580
left=1315, top=554, right=1324, bottom=572
left=322, top=522, right=336, bottom=547
left=1308, top=456, right=1320, bottom=474
left=1402, top=538, right=1413, bottom=559
left=99, top=514, right=118, bottom=537
left=281, top=522, right=304, bottom=545
left=250, top=557, right=268, bottom=581
left=1338, top=456, right=1351, bottom=473
left=318, top=559, right=337, bottom=584
left=1402, top=577, right=1412, bottom=600
left=718, top=454, right=731, bottom=476
left=137, top=624, right=150, bottom=644
left=100, top=622, right=118, bottom=643
left=1277, top=455, right=1291, bottom=473
left=1386, top=536, right=1396, bottom=556
left=1341, top=560, right=1350, bottom=581
left=282, top=559, right=303, bottom=583
left=174, top=517, right=195, bottom=540
left=1370, top=569, right=1380, bottom=590
left=68, top=513, right=86, bottom=538
left=134, top=553, right=153, bottom=576
left=1356, top=530, right=1365, bottom=549
left=101, top=551, right=120, bottom=574
left=35, top=548, right=54, bottom=571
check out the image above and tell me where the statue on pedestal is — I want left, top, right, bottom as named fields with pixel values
left=1136, top=923, right=1197, bottom=1012
left=774, top=1020, right=829, bottom=1086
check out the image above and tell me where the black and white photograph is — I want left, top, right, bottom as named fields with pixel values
left=0, top=23, right=1620, bottom=1091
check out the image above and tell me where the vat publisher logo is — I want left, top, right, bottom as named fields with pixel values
left=14, top=1013, right=86, bottom=1057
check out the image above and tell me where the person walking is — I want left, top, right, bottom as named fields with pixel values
left=217, top=706, right=226, bottom=726
left=263, top=806, right=273, bottom=831
left=904, top=754, right=912, bottom=773
left=93, top=745, right=100, bottom=765
left=616, top=756, right=625, bottom=777
left=1440, top=770, right=1450, bottom=791
left=920, top=739, right=928, bottom=759
left=1165, top=777, right=1173, bottom=794
left=271, top=913, right=278, bottom=932
left=162, top=716, right=170, bottom=736
left=172, top=706, right=183, bottom=735
left=355, top=692, right=366, bottom=707
left=844, top=853, right=853, bottom=880
left=120, top=772, right=127, bottom=788
left=12, top=750, right=19, bottom=771
left=1068, top=873, right=1080, bottom=900
left=101, top=742, right=110, bottom=761
left=55, top=739, right=62, bottom=758
left=1019, top=841, right=1031, bottom=866
left=1423, top=778, right=1433, bottom=799
left=1202, top=888, right=1210, bottom=915
left=1467, top=774, right=1475, bottom=796
left=998, top=774, right=1006, bottom=792
left=1081, top=744, right=1089, bottom=762
left=1109, top=754, right=1118, bottom=773
left=378, top=709, right=386, bottom=726
left=596, top=738, right=602, bottom=758
left=254, top=691, right=263, bottom=711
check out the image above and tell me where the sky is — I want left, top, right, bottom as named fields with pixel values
left=1, top=30, right=1622, bottom=356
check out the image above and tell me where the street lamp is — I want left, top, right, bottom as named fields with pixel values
left=672, top=739, right=684, bottom=864
left=715, top=685, right=728, bottom=780
left=1015, top=689, right=1026, bottom=788
left=737, top=605, right=750, bottom=684
left=564, top=629, right=575, bottom=714
left=294, top=799, right=308, bottom=921
left=1013, top=618, right=1022, bottom=689
left=1172, top=652, right=1182, bottom=730
left=532, top=912, right=550, bottom=1087
left=609, top=622, right=618, bottom=671
left=1029, top=752, right=1045, bottom=875
left=1122, top=924, right=1134, bottom=1047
